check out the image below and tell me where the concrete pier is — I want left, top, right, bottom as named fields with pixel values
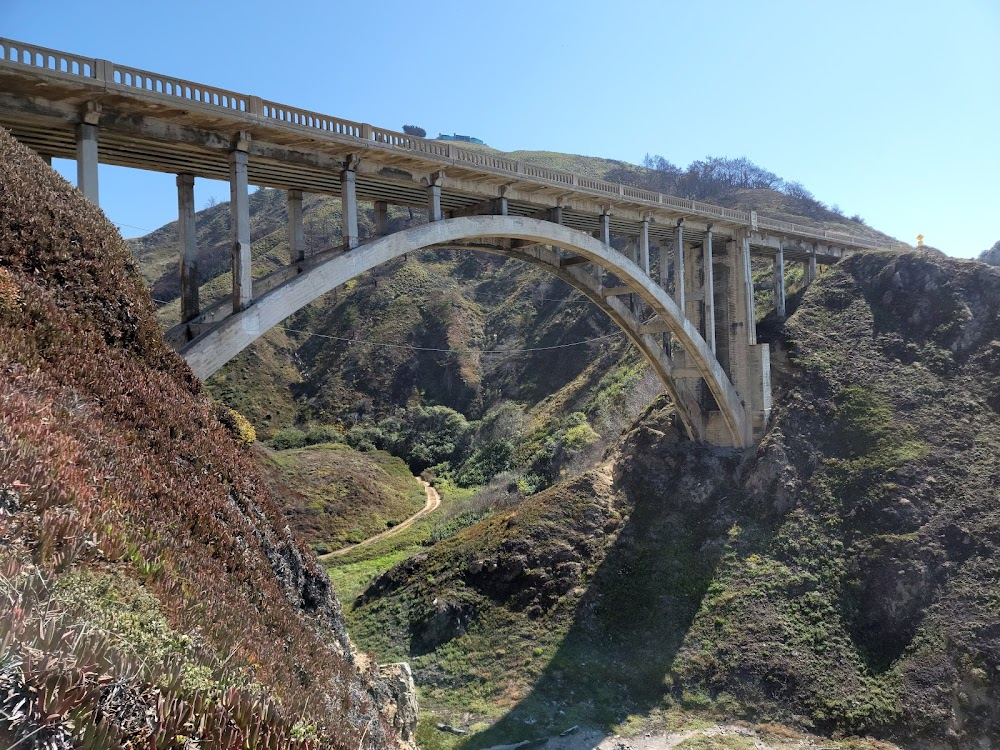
left=229, top=147, right=252, bottom=312
left=176, top=173, right=198, bottom=322
left=673, top=222, right=685, bottom=309
left=704, top=227, right=716, bottom=354
left=75, top=122, right=99, bottom=204
left=773, top=243, right=786, bottom=318
left=374, top=201, right=389, bottom=236
left=341, top=167, right=359, bottom=249
left=288, top=189, right=304, bottom=263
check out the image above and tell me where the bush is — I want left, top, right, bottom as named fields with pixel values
left=304, top=424, right=343, bottom=445
left=455, top=440, right=514, bottom=487
left=215, top=405, right=256, bottom=448
left=269, top=427, right=306, bottom=450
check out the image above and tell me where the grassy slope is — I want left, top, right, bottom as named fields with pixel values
left=345, top=250, right=1000, bottom=748
left=259, top=442, right=427, bottom=552
left=0, top=130, right=406, bottom=749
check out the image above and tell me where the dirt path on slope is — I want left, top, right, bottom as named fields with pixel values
left=318, top=477, right=441, bottom=560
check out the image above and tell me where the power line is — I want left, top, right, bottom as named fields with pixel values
left=274, top=325, right=623, bottom=356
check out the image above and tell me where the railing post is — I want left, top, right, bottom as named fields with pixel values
left=248, top=95, right=263, bottom=116
left=94, top=59, right=110, bottom=82
left=229, top=133, right=253, bottom=312
left=177, top=173, right=199, bottom=322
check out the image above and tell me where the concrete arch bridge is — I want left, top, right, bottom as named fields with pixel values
left=0, top=38, right=877, bottom=448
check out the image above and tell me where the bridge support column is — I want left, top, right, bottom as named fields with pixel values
left=229, top=147, right=252, bottom=312
left=341, top=167, right=359, bottom=250
left=38, top=153, right=52, bottom=167
left=176, top=173, right=199, bottom=323
left=596, top=210, right=610, bottom=285
left=773, top=243, right=786, bottom=318
left=288, top=189, right=305, bottom=263
left=806, top=246, right=818, bottom=284
left=673, top=222, right=685, bottom=310
left=75, top=122, right=99, bottom=204
left=639, top=219, right=650, bottom=275
left=374, top=200, right=389, bottom=236
left=710, top=229, right=770, bottom=443
left=427, top=173, right=443, bottom=222
left=704, top=227, right=716, bottom=354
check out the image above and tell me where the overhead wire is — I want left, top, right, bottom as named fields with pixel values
left=273, top=325, right=624, bottom=356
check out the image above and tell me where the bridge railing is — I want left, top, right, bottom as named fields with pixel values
left=0, top=36, right=880, bottom=251
left=0, top=39, right=95, bottom=78
left=109, top=63, right=249, bottom=112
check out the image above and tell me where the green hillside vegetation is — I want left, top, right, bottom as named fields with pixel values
left=259, top=442, right=426, bottom=553
left=344, top=249, right=1000, bottom=748
left=0, top=130, right=412, bottom=749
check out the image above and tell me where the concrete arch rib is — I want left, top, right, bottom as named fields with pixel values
left=180, top=216, right=748, bottom=448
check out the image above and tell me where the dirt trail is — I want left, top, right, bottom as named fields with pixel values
left=318, top=477, right=440, bottom=560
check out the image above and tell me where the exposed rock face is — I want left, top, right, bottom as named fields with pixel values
left=978, top=240, right=1000, bottom=266
left=377, top=663, right=419, bottom=746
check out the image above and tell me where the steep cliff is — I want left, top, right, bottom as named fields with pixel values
left=0, top=128, right=415, bottom=749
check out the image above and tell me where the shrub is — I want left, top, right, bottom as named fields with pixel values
left=269, top=427, right=306, bottom=450
left=304, top=424, right=343, bottom=445
left=215, top=404, right=256, bottom=448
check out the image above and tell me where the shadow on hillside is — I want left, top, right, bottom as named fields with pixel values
left=459, top=472, right=759, bottom=749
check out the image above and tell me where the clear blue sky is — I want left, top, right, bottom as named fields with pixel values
left=3, top=0, right=997, bottom=257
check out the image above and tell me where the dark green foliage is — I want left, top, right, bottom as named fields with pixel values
left=455, top=440, right=514, bottom=487
left=270, top=426, right=307, bottom=450
left=304, top=424, right=344, bottom=445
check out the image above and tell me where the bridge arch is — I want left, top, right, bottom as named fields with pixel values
left=179, top=216, right=748, bottom=447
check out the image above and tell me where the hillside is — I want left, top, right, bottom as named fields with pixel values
left=258, top=442, right=427, bottom=553
left=345, top=249, right=1000, bottom=748
left=0, top=129, right=414, bottom=748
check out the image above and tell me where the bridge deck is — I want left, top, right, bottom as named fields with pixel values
left=0, top=37, right=877, bottom=263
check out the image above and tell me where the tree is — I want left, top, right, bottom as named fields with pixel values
left=402, top=124, right=427, bottom=138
